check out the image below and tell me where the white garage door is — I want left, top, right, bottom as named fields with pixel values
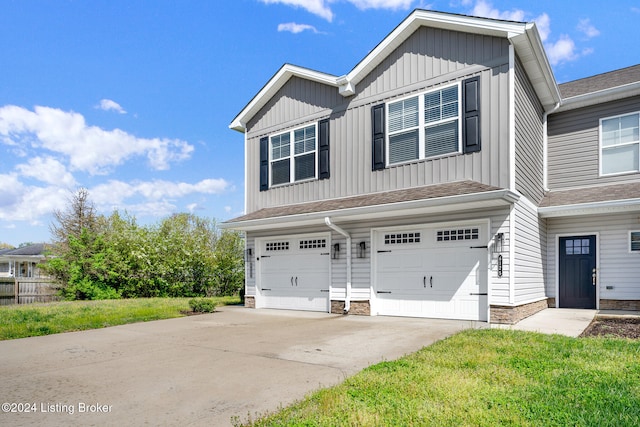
left=257, top=235, right=330, bottom=312
left=374, top=223, right=488, bottom=321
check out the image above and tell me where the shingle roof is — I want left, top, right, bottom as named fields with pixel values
left=540, top=182, right=640, bottom=208
left=226, top=180, right=503, bottom=223
left=2, top=243, right=48, bottom=256
left=558, top=64, right=640, bottom=99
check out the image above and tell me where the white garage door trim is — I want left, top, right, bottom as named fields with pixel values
left=372, top=220, right=490, bottom=321
left=255, top=232, right=331, bottom=312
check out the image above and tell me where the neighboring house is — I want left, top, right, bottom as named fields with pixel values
left=0, top=244, right=49, bottom=278
left=222, top=9, right=640, bottom=323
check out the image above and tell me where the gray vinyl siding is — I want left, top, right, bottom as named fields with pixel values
left=547, top=212, right=640, bottom=301
left=513, top=200, right=547, bottom=304
left=547, top=96, right=640, bottom=190
left=245, top=29, right=512, bottom=214
left=514, top=57, right=545, bottom=204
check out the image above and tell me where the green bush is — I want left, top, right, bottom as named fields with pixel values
left=188, top=297, right=216, bottom=313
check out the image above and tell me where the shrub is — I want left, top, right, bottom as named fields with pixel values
left=188, top=297, right=216, bottom=313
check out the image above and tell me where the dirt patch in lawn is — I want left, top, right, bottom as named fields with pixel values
left=580, top=317, right=640, bottom=339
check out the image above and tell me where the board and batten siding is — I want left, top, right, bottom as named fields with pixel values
left=514, top=57, right=545, bottom=204
left=546, top=213, right=640, bottom=301
left=547, top=96, right=640, bottom=190
left=513, top=200, right=547, bottom=304
left=244, top=28, right=512, bottom=214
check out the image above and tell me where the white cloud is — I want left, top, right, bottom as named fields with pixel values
left=90, top=178, right=229, bottom=213
left=96, top=99, right=126, bottom=114
left=546, top=34, right=578, bottom=65
left=348, top=0, right=413, bottom=10
left=278, top=22, right=319, bottom=33
left=470, top=0, right=525, bottom=21
left=15, top=156, right=77, bottom=187
left=0, top=105, right=193, bottom=175
left=0, top=174, right=69, bottom=222
left=577, top=18, right=600, bottom=39
left=260, top=0, right=334, bottom=22
left=224, top=206, right=232, bottom=213
left=534, top=13, right=551, bottom=42
left=261, top=0, right=414, bottom=22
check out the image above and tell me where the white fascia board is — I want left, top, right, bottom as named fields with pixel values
left=344, top=10, right=529, bottom=90
left=221, top=189, right=519, bottom=232
left=557, top=82, right=640, bottom=113
left=229, top=64, right=340, bottom=133
left=509, top=23, right=561, bottom=111
left=539, top=198, right=640, bottom=218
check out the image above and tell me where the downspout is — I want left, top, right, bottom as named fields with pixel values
left=324, top=217, right=351, bottom=314
left=543, top=102, right=561, bottom=192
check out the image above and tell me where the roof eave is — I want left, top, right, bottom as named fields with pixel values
left=557, top=81, right=640, bottom=113
left=229, top=64, right=341, bottom=133
left=539, top=198, right=640, bottom=218
left=221, top=189, right=519, bottom=231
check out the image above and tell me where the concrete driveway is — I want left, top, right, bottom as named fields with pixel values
left=0, top=306, right=479, bottom=426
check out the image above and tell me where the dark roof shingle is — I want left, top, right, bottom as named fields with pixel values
left=559, top=64, right=640, bottom=99
left=226, top=181, right=503, bottom=223
left=540, top=182, right=640, bottom=208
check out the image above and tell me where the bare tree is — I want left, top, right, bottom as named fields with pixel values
left=50, top=188, right=100, bottom=247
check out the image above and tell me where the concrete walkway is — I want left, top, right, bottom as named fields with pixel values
left=0, top=306, right=478, bottom=427
left=503, top=308, right=598, bottom=337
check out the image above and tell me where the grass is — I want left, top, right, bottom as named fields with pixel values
left=0, top=295, right=240, bottom=340
left=239, top=329, right=640, bottom=427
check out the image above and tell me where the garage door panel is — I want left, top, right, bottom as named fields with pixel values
left=258, top=236, right=330, bottom=312
left=375, top=223, right=488, bottom=321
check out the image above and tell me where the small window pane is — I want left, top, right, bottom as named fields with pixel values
left=294, top=126, right=316, bottom=155
left=631, top=232, right=640, bottom=252
left=295, top=152, right=315, bottom=181
left=389, top=97, right=419, bottom=133
left=389, top=129, right=419, bottom=164
left=426, top=120, right=459, bottom=157
left=271, top=158, right=290, bottom=185
left=271, top=133, right=290, bottom=160
left=602, top=144, right=639, bottom=174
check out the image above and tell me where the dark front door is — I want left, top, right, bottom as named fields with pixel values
left=559, top=236, right=596, bottom=309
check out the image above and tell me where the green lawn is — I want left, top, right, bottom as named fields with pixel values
left=0, top=296, right=240, bottom=340
left=239, top=329, right=640, bottom=427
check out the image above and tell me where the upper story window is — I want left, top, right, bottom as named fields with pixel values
left=259, top=119, right=329, bottom=192
left=270, top=124, right=317, bottom=186
left=600, top=112, right=640, bottom=175
left=387, top=83, right=461, bottom=166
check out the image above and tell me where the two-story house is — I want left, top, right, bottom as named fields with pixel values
left=222, top=9, right=640, bottom=324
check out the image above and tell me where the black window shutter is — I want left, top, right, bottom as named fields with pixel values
left=463, top=77, right=481, bottom=154
left=259, top=136, right=269, bottom=191
left=318, top=118, right=330, bottom=180
left=372, top=103, right=386, bottom=170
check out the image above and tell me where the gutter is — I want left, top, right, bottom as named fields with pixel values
left=324, top=217, right=351, bottom=314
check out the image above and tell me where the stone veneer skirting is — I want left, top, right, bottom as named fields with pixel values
left=490, top=299, right=549, bottom=324
left=599, top=299, right=640, bottom=310
left=331, top=300, right=371, bottom=315
left=244, top=296, right=255, bottom=308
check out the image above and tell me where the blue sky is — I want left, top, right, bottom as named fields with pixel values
left=1, top=0, right=639, bottom=247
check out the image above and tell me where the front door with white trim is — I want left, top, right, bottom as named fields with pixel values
left=374, top=223, right=488, bottom=321
left=257, top=234, right=330, bottom=312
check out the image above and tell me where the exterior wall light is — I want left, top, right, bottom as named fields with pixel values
left=358, top=241, right=366, bottom=258
left=332, top=243, right=340, bottom=259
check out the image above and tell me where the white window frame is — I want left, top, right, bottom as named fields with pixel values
left=269, top=123, right=318, bottom=187
left=599, top=111, right=640, bottom=176
left=386, top=82, right=462, bottom=166
left=630, top=231, right=640, bottom=253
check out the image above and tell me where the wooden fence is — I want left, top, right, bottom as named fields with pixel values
left=0, top=278, right=61, bottom=305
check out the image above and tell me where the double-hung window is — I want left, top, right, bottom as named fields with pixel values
left=387, top=83, right=461, bottom=165
left=270, top=124, right=317, bottom=186
left=600, top=112, right=640, bottom=175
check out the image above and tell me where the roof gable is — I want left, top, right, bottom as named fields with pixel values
left=230, top=9, right=560, bottom=132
